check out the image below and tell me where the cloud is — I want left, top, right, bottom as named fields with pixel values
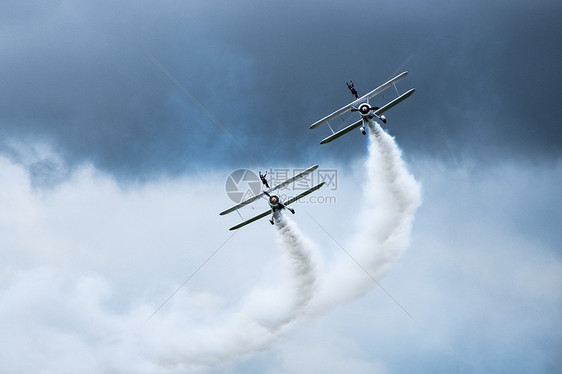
left=1, top=1, right=561, bottom=367
left=0, top=129, right=422, bottom=373
left=1, top=139, right=561, bottom=373
left=0, top=152, right=326, bottom=372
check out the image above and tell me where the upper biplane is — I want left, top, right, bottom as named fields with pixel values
left=220, top=164, right=325, bottom=230
left=309, top=71, right=415, bottom=144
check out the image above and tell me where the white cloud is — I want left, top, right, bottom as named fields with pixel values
left=0, top=145, right=560, bottom=373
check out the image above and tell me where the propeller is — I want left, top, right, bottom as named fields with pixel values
left=350, top=104, right=386, bottom=123
left=350, top=103, right=381, bottom=114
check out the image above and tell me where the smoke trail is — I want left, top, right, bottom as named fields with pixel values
left=311, top=121, right=422, bottom=311
left=271, top=213, right=318, bottom=322
left=137, top=123, right=421, bottom=369
left=135, top=213, right=318, bottom=371
left=0, top=135, right=420, bottom=372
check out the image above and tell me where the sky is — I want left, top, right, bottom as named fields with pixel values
left=1, top=0, right=561, bottom=373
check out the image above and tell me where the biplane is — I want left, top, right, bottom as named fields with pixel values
left=220, top=164, right=325, bottom=230
left=309, top=71, right=415, bottom=144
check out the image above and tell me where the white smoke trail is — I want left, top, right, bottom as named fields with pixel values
left=271, top=213, right=318, bottom=322
left=134, top=212, right=318, bottom=371
left=0, top=132, right=421, bottom=372
left=133, top=128, right=421, bottom=368
left=311, top=121, right=422, bottom=311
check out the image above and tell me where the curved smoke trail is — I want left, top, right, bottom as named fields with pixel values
left=311, top=121, right=422, bottom=312
left=136, top=213, right=318, bottom=371
left=0, top=125, right=421, bottom=372
left=99, top=132, right=420, bottom=372
left=270, top=213, right=318, bottom=324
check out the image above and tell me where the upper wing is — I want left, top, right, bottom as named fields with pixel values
left=267, top=164, right=319, bottom=194
left=229, top=210, right=271, bottom=231
left=357, top=71, right=409, bottom=107
left=310, top=71, right=409, bottom=130
left=373, top=88, right=415, bottom=116
left=309, top=100, right=360, bottom=130
left=220, top=164, right=319, bottom=216
left=220, top=191, right=266, bottom=216
left=319, top=119, right=364, bottom=145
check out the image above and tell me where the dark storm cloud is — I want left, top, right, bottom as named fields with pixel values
left=1, top=0, right=561, bottom=181
left=0, top=0, right=262, bottom=180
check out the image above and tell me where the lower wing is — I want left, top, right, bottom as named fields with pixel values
left=374, top=88, right=415, bottom=116
left=229, top=210, right=271, bottom=231
left=284, top=182, right=326, bottom=205
left=320, top=119, right=364, bottom=144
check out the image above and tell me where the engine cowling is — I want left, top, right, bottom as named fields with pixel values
left=269, top=195, right=280, bottom=208
left=358, top=103, right=371, bottom=116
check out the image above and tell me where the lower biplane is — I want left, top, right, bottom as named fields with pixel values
left=220, top=164, right=325, bottom=230
left=310, top=71, right=415, bottom=144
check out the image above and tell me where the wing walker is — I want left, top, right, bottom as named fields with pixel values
left=220, top=165, right=325, bottom=231
left=310, top=72, right=415, bottom=144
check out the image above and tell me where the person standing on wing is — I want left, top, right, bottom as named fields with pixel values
left=259, top=171, right=270, bottom=189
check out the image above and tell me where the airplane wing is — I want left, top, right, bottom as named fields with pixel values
left=220, top=192, right=266, bottom=216
left=318, top=88, right=415, bottom=145
left=229, top=182, right=326, bottom=230
left=229, top=210, right=271, bottom=231
left=373, top=88, right=415, bottom=116
left=284, top=182, right=326, bottom=205
left=310, top=71, right=409, bottom=130
left=267, top=164, right=319, bottom=194
left=357, top=71, right=409, bottom=107
left=319, top=119, right=364, bottom=145
left=220, top=164, right=319, bottom=216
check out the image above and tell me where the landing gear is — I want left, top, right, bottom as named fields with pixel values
left=289, top=208, right=295, bottom=214
left=360, top=126, right=366, bottom=135
left=380, top=115, right=387, bottom=124
left=269, top=218, right=274, bottom=225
